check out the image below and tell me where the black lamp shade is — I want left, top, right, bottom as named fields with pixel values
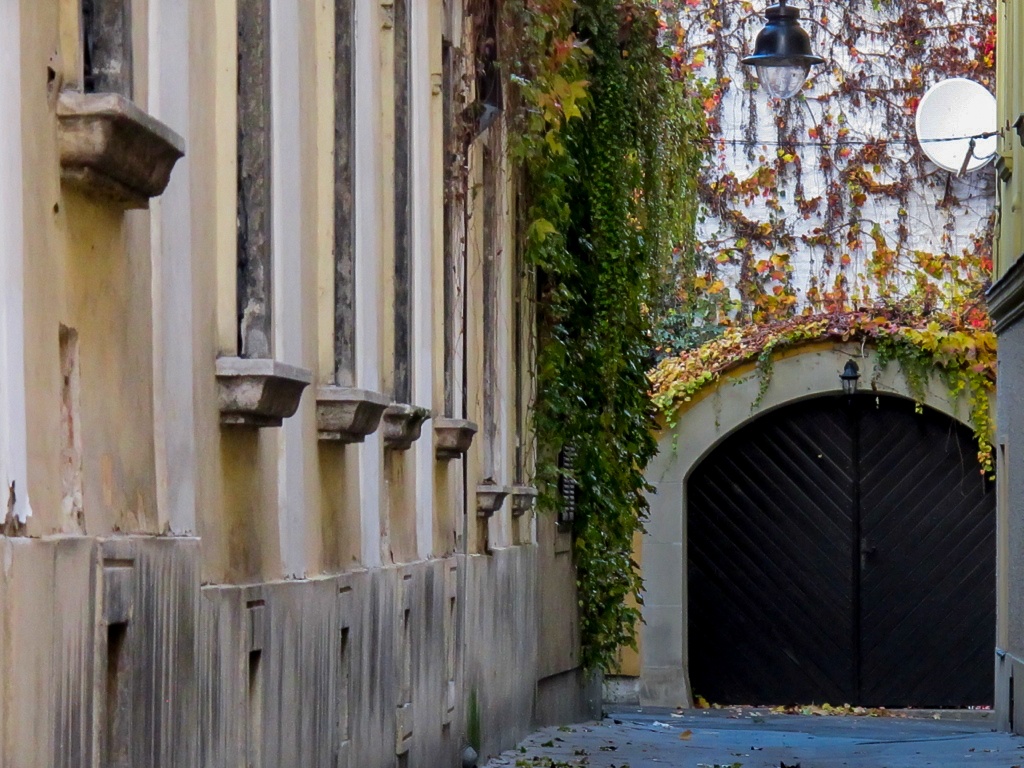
left=742, top=2, right=824, bottom=98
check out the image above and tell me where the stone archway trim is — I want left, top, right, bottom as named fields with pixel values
left=634, top=341, right=986, bottom=708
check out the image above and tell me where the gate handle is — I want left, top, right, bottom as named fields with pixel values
left=860, top=539, right=877, bottom=558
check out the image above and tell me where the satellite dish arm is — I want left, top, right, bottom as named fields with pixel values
left=957, top=138, right=976, bottom=177
left=956, top=136, right=998, bottom=177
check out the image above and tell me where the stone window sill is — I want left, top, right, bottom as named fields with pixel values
left=476, top=483, right=511, bottom=518
left=433, top=418, right=478, bottom=460
left=510, top=485, right=539, bottom=516
left=57, top=90, right=185, bottom=209
left=382, top=403, right=432, bottom=450
left=216, top=357, right=312, bottom=428
left=316, top=386, right=390, bottom=443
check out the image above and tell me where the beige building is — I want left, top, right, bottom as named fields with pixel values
left=0, top=1, right=595, bottom=765
left=992, top=0, right=1024, bottom=733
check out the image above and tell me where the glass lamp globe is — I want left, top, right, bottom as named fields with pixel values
left=756, top=63, right=812, bottom=99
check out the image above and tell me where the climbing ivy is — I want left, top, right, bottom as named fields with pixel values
left=650, top=309, right=996, bottom=475
left=656, top=0, right=995, bottom=336
left=493, top=0, right=995, bottom=673
left=502, top=0, right=710, bottom=671
left=648, top=2, right=997, bottom=471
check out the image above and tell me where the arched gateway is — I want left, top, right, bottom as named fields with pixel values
left=689, top=394, right=993, bottom=706
left=636, top=344, right=995, bottom=708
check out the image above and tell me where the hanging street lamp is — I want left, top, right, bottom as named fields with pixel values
left=741, top=0, right=824, bottom=100
left=840, top=360, right=860, bottom=397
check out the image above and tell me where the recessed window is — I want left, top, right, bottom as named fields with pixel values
left=236, top=0, right=274, bottom=359
left=442, top=38, right=461, bottom=417
left=472, top=0, right=501, bottom=135
left=81, top=0, right=133, bottom=97
left=334, top=0, right=357, bottom=386
left=482, top=145, right=499, bottom=476
left=393, top=0, right=412, bottom=404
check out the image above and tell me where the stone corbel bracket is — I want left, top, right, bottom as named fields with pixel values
left=510, top=485, right=539, bottom=517
left=57, top=91, right=185, bottom=209
left=433, top=417, right=478, bottom=460
left=382, top=404, right=432, bottom=450
left=216, top=357, right=313, bottom=428
left=476, top=484, right=511, bottom=518
left=316, top=387, right=390, bottom=443
left=996, top=152, right=1013, bottom=183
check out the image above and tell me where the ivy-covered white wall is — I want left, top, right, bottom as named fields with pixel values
left=666, top=0, right=995, bottom=328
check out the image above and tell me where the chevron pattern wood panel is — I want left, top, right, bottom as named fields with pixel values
left=859, top=397, right=994, bottom=706
left=687, top=395, right=994, bottom=707
left=688, top=399, right=857, bottom=705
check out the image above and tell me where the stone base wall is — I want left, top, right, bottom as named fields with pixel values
left=993, top=294, right=1024, bottom=734
left=0, top=537, right=593, bottom=767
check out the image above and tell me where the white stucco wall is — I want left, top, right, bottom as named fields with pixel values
left=676, top=0, right=994, bottom=317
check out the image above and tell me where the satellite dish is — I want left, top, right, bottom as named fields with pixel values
left=915, top=78, right=997, bottom=174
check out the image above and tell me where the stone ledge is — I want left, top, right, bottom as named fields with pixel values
left=510, top=485, right=539, bottom=516
left=216, top=357, right=312, bottom=428
left=57, top=91, right=186, bottom=209
left=433, top=418, right=478, bottom=460
left=382, top=404, right=432, bottom=450
left=476, top=483, right=511, bottom=518
left=316, top=387, right=389, bottom=443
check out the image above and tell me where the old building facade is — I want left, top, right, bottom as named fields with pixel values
left=992, top=0, right=1024, bottom=734
left=0, top=1, right=594, bottom=765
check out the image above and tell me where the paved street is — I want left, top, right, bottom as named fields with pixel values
left=483, top=707, right=1022, bottom=767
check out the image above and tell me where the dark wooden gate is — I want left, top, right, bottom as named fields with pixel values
left=687, top=395, right=994, bottom=707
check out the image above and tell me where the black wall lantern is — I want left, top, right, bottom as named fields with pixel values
left=840, top=360, right=860, bottom=397
left=742, top=0, right=824, bottom=100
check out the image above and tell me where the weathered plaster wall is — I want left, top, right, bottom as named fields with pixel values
left=0, top=537, right=199, bottom=768
left=20, top=0, right=159, bottom=538
left=2, top=0, right=35, bottom=530
left=0, top=0, right=594, bottom=764
left=639, top=343, right=984, bottom=707
left=0, top=539, right=566, bottom=768
left=533, top=514, right=601, bottom=726
left=0, top=538, right=99, bottom=768
left=993, top=317, right=1024, bottom=732
left=149, top=0, right=198, bottom=536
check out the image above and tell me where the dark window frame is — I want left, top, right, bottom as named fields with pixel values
left=81, top=0, right=134, bottom=97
